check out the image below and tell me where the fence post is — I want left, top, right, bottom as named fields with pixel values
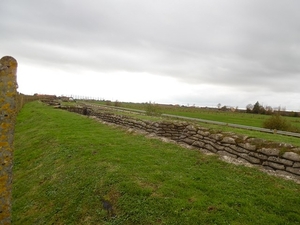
left=0, top=56, right=18, bottom=225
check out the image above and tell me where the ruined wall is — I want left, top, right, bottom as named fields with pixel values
left=0, top=56, right=18, bottom=224
left=63, top=106, right=300, bottom=180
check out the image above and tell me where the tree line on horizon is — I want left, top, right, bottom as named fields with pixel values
left=246, top=101, right=299, bottom=117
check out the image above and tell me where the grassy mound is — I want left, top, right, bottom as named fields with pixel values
left=13, top=101, right=300, bottom=224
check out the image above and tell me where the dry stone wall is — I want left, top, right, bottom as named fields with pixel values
left=63, top=106, right=300, bottom=181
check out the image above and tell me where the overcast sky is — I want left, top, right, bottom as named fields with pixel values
left=1, top=0, right=300, bottom=110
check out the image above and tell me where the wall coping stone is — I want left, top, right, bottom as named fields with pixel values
left=221, top=136, right=236, bottom=144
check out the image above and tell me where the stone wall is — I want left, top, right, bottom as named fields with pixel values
left=63, top=106, right=300, bottom=181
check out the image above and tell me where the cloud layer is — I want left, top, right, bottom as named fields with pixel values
left=1, top=0, right=300, bottom=109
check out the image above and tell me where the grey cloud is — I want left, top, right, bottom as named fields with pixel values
left=1, top=0, right=300, bottom=104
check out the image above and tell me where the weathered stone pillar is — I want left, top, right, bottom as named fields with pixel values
left=0, top=56, right=18, bottom=225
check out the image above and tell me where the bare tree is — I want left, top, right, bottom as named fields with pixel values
left=246, top=104, right=253, bottom=113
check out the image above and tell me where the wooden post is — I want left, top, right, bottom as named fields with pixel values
left=0, top=56, right=18, bottom=225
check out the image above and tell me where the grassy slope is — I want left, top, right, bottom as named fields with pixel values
left=13, top=101, right=300, bottom=225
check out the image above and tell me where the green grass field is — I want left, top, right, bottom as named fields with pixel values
left=13, top=101, right=300, bottom=224
left=78, top=100, right=300, bottom=147
left=88, top=100, right=300, bottom=131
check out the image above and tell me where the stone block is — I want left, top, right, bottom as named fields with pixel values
left=204, top=137, right=212, bottom=141
left=169, top=130, right=180, bottom=134
left=248, top=152, right=268, bottom=160
left=212, top=143, right=224, bottom=151
left=262, top=161, right=285, bottom=170
left=203, top=139, right=216, bottom=146
left=186, top=125, right=197, bottom=132
left=210, top=133, right=223, bottom=141
left=229, top=145, right=249, bottom=153
left=258, top=148, right=280, bottom=156
left=293, top=162, right=300, bottom=168
left=238, top=142, right=257, bottom=151
left=218, top=151, right=238, bottom=159
left=188, top=131, right=197, bottom=135
left=157, top=133, right=167, bottom=138
left=204, top=143, right=218, bottom=153
left=183, top=138, right=195, bottom=145
left=192, top=141, right=205, bottom=148
left=192, top=134, right=204, bottom=139
left=282, top=152, right=300, bottom=162
left=189, top=136, right=200, bottom=141
left=221, top=136, right=236, bottom=144
left=286, top=167, right=300, bottom=176
left=236, top=157, right=254, bottom=165
left=197, top=130, right=210, bottom=137
left=268, top=156, right=293, bottom=166
left=275, top=170, right=298, bottom=178
left=179, top=135, right=188, bottom=140
left=224, top=147, right=239, bottom=156
left=153, top=122, right=160, bottom=127
left=262, top=165, right=275, bottom=171
left=239, top=154, right=261, bottom=164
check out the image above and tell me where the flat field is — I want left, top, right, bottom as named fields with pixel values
left=108, top=101, right=300, bottom=130
left=13, top=101, right=300, bottom=224
left=83, top=100, right=300, bottom=147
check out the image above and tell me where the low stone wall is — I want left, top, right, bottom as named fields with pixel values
left=63, top=106, right=300, bottom=180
